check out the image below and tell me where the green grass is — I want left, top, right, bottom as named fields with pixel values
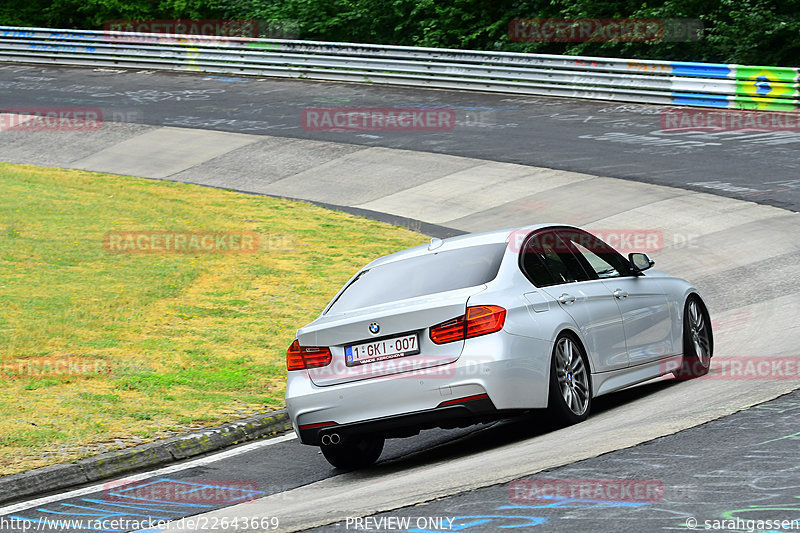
left=0, top=162, right=427, bottom=474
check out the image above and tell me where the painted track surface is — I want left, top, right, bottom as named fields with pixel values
left=1, top=63, right=799, bottom=212
left=310, top=387, right=800, bottom=533
left=1, top=63, right=799, bottom=532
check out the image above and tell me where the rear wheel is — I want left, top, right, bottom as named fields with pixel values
left=674, top=297, right=713, bottom=380
left=320, top=434, right=384, bottom=469
left=547, top=334, right=592, bottom=425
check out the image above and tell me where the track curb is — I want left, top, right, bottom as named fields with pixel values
left=0, top=409, right=292, bottom=505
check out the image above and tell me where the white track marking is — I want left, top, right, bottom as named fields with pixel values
left=0, top=433, right=296, bottom=516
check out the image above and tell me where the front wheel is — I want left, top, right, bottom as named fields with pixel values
left=321, top=434, right=384, bottom=469
left=674, top=297, right=713, bottom=380
left=547, top=334, right=592, bottom=425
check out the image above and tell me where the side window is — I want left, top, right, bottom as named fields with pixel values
left=558, top=230, right=634, bottom=279
left=520, top=231, right=590, bottom=287
left=520, top=245, right=556, bottom=286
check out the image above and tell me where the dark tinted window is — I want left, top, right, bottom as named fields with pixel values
left=520, top=231, right=590, bottom=287
left=557, top=230, right=635, bottom=279
left=520, top=247, right=555, bottom=286
left=325, top=243, right=506, bottom=314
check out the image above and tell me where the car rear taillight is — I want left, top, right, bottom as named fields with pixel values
left=465, top=305, right=507, bottom=337
left=429, top=305, right=506, bottom=344
left=429, top=315, right=466, bottom=344
left=286, top=340, right=332, bottom=370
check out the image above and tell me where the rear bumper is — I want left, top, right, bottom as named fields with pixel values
left=297, top=394, right=500, bottom=445
left=286, top=331, right=553, bottom=445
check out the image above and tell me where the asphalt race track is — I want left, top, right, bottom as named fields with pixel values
left=312, top=387, right=800, bottom=533
left=1, top=63, right=799, bottom=533
left=1, top=64, right=800, bottom=212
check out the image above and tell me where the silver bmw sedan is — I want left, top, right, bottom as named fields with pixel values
left=285, top=224, right=713, bottom=469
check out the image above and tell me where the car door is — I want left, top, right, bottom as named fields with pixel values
left=556, top=229, right=675, bottom=365
left=520, top=230, right=629, bottom=372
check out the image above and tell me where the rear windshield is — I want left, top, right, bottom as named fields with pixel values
left=325, top=243, right=506, bottom=315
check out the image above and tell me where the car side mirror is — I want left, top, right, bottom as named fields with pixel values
left=629, top=252, right=655, bottom=272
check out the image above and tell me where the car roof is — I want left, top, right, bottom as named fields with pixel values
left=364, top=223, right=580, bottom=269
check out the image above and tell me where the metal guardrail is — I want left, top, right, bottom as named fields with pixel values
left=1, top=26, right=798, bottom=110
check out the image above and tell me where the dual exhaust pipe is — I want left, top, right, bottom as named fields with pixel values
left=321, top=433, right=341, bottom=446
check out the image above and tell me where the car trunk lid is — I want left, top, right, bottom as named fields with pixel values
left=299, top=286, right=485, bottom=386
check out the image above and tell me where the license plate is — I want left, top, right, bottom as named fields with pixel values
left=345, top=334, right=419, bottom=367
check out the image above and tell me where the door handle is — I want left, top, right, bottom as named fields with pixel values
left=558, top=293, right=576, bottom=305
left=613, top=289, right=628, bottom=299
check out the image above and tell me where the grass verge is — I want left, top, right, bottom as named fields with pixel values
left=0, top=162, right=427, bottom=475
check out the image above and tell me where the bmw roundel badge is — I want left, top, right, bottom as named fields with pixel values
left=369, top=322, right=380, bottom=335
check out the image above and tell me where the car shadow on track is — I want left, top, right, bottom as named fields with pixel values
left=349, top=376, right=682, bottom=475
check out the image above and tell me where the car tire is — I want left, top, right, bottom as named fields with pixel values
left=673, top=296, right=713, bottom=380
left=547, top=334, right=592, bottom=425
left=321, top=434, right=384, bottom=469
